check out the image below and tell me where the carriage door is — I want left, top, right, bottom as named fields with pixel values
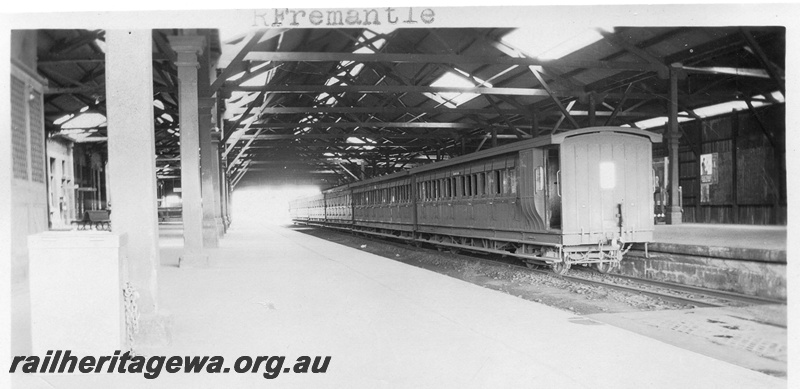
left=546, top=148, right=561, bottom=229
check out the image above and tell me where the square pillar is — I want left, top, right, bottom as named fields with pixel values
left=211, top=131, right=225, bottom=236
left=199, top=98, right=221, bottom=246
left=169, top=35, right=209, bottom=266
left=220, top=154, right=232, bottom=229
left=106, top=29, right=168, bottom=344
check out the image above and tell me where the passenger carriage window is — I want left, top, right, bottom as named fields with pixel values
left=478, top=173, right=485, bottom=196
left=535, top=166, right=545, bottom=192
left=446, top=178, right=451, bottom=198
left=447, top=178, right=453, bottom=198
left=495, top=171, right=502, bottom=194
left=599, top=162, right=616, bottom=189
left=502, top=169, right=517, bottom=195
left=472, top=174, right=478, bottom=196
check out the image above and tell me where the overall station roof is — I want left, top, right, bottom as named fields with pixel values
left=34, top=26, right=784, bottom=188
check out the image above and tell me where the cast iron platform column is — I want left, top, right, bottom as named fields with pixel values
left=169, top=34, right=209, bottom=266
left=667, top=63, right=683, bottom=225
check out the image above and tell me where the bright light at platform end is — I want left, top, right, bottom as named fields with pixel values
left=232, top=185, right=320, bottom=226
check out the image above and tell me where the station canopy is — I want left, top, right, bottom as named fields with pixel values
left=34, top=26, right=785, bottom=187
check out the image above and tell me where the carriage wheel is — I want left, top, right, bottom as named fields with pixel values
left=593, top=261, right=616, bottom=274
left=550, top=261, right=570, bottom=275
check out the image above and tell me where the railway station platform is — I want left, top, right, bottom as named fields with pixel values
left=624, top=224, right=787, bottom=300
left=11, top=219, right=785, bottom=388
left=652, top=223, right=786, bottom=260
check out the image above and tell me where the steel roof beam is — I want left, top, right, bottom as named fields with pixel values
left=244, top=51, right=662, bottom=72
left=248, top=121, right=522, bottom=130
left=228, top=84, right=572, bottom=97
left=240, top=133, right=461, bottom=140
left=258, top=106, right=529, bottom=116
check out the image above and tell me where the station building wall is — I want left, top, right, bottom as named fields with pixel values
left=10, top=30, right=48, bottom=284
left=654, top=103, right=786, bottom=225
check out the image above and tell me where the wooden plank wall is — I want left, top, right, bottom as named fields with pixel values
left=652, top=103, right=785, bottom=225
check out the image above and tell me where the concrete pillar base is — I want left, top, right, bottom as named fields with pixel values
left=203, top=221, right=219, bottom=248
left=667, top=207, right=683, bottom=224
left=215, top=217, right=225, bottom=237
left=134, top=312, right=172, bottom=349
left=179, top=253, right=209, bottom=268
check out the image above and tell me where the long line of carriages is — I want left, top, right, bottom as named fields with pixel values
left=289, top=127, right=662, bottom=274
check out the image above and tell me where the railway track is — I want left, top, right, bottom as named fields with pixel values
left=463, top=252, right=784, bottom=309
left=302, top=226, right=784, bottom=311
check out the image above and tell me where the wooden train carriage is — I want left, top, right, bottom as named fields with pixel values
left=290, top=193, right=326, bottom=223
left=323, top=186, right=353, bottom=225
left=413, top=152, right=528, bottom=241
left=409, top=127, right=661, bottom=273
left=350, top=171, right=415, bottom=236
left=289, top=127, right=660, bottom=274
left=288, top=198, right=310, bottom=221
left=559, top=129, right=659, bottom=247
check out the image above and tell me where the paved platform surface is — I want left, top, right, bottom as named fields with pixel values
left=653, top=223, right=786, bottom=251
left=12, top=220, right=786, bottom=388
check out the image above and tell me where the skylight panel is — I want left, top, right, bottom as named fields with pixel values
left=424, top=70, right=491, bottom=108
left=61, top=113, right=107, bottom=129
left=354, top=30, right=386, bottom=54
left=325, top=76, right=343, bottom=86
left=502, top=26, right=614, bottom=60
left=94, top=39, right=106, bottom=53
left=693, top=100, right=766, bottom=118
left=634, top=114, right=690, bottom=129
left=54, top=114, right=73, bottom=126
left=240, top=72, right=271, bottom=87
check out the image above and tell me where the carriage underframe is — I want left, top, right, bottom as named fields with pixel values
left=298, top=220, right=628, bottom=275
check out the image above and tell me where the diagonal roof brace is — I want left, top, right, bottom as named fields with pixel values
left=529, top=66, right=581, bottom=130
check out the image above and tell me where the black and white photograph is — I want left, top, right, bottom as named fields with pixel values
left=1, top=2, right=795, bottom=388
